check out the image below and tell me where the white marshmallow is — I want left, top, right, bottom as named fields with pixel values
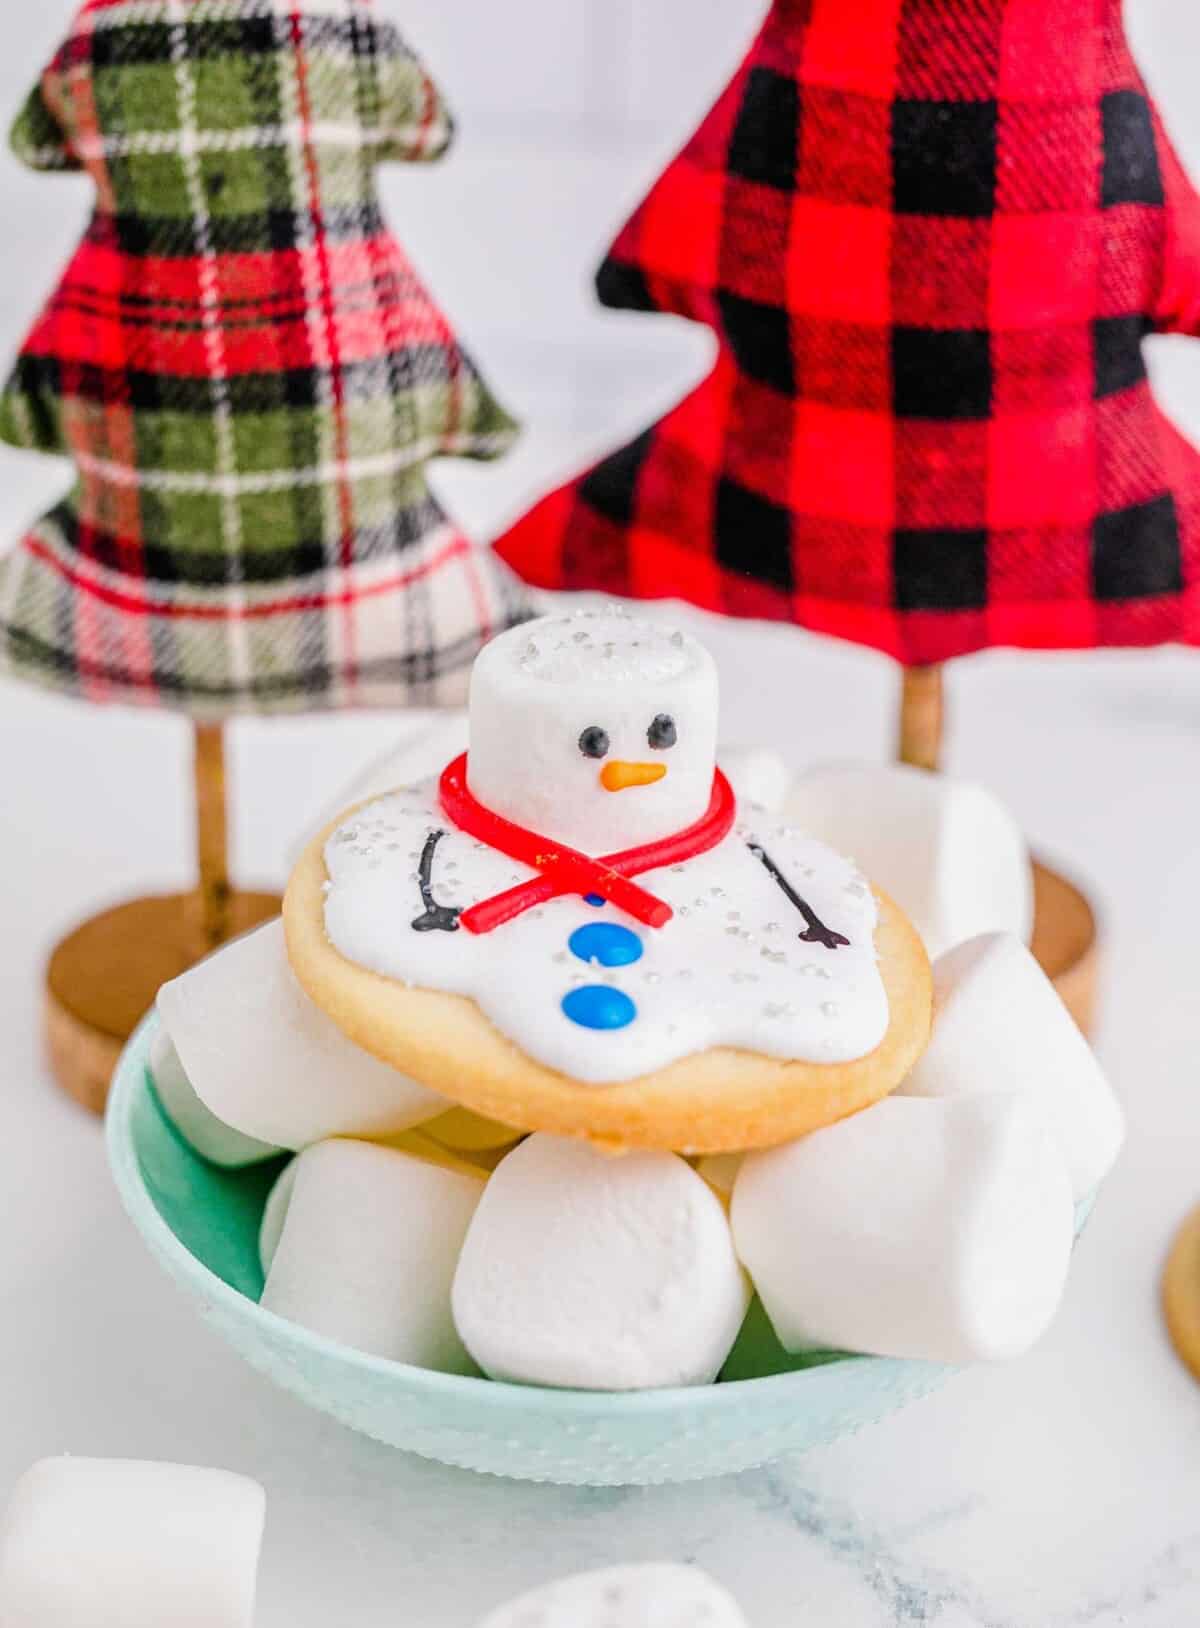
left=476, top=1566, right=748, bottom=1628
left=732, top=1095, right=1074, bottom=1364
left=261, top=1139, right=484, bottom=1371
left=0, top=1458, right=264, bottom=1628
left=467, top=610, right=719, bottom=853
left=719, top=746, right=789, bottom=813
left=149, top=1028, right=280, bottom=1169
left=156, top=920, right=446, bottom=1150
left=452, top=1135, right=750, bottom=1391
left=786, top=762, right=1033, bottom=959
left=901, top=933, right=1124, bottom=1200
left=259, top=1157, right=299, bottom=1276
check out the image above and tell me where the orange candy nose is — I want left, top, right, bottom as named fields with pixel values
left=601, top=761, right=669, bottom=793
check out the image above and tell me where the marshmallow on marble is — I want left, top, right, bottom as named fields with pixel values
left=786, top=762, right=1033, bottom=959
left=0, top=1458, right=264, bottom=1628
left=156, top=920, right=446, bottom=1150
left=261, top=1139, right=484, bottom=1371
left=732, top=1095, right=1074, bottom=1364
left=476, top=1565, right=748, bottom=1628
left=452, top=1135, right=750, bottom=1391
left=467, top=611, right=719, bottom=854
left=901, top=933, right=1124, bottom=1200
left=149, top=1029, right=280, bottom=1169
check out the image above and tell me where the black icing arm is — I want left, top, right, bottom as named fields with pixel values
left=747, top=842, right=850, bottom=951
left=411, top=829, right=462, bottom=934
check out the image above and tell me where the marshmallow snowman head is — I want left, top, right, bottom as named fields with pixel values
left=467, top=610, right=719, bottom=852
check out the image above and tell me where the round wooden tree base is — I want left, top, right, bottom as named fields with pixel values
left=1163, top=1204, right=1200, bottom=1384
left=1030, top=859, right=1100, bottom=1037
left=45, top=890, right=281, bottom=1116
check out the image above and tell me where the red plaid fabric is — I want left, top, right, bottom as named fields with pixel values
left=497, top=0, right=1200, bottom=664
left=0, top=0, right=528, bottom=716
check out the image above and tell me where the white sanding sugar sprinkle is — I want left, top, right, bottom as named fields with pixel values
left=516, top=610, right=697, bottom=686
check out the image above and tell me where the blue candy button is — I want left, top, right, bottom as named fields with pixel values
left=585, top=893, right=606, bottom=908
left=562, top=986, right=637, bottom=1031
left=569, top=922, right=645, bottom=968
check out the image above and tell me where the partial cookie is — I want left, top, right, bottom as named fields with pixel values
left=1164, top=1204, right=1200, bottom=1386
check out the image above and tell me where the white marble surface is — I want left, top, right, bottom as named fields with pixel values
left=2, top=616, right=1200, bottom=1626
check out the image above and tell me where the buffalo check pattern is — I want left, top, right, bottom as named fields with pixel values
left=497, top=0, right=1200, bottom=664
left=0, top=0, right=528, bottom=716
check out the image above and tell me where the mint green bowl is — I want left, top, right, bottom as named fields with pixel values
left=107, top=1016, right=951, bottom=1486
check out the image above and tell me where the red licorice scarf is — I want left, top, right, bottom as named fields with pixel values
left=438, top=755, right=737, bottom=935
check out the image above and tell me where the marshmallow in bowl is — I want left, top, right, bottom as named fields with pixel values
left=452, top=1135, right=750, bottom=1391
left=261, top=1139, right=485, bottom=1371
left=718, top=746, right=790, bottom=814
left=149, top=1029, right=280, bottom=1169
left=900, top=933, right=1125, bottom=1200
left=786, top=762, right=1033, bottom=958
left=258, top=1157, right=299, bottom=1276
left=0, top=1458, right=264, bottom=1628
left=156, top=920, right=446, bottom=1150
left=732, top=1095, right=1074, bottom=1364
left=475, top=1565, right=748, bottom=1628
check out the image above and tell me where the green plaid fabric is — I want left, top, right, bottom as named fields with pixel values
left=0, top=0, right=528, bottom=715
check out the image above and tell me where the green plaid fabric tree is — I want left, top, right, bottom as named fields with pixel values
left=0, top=0, right=528, bottom=714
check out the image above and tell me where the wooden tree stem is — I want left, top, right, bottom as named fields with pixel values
left=897, top=664, right=945, bottom=773
left=194, top=722, right=231, bottom=949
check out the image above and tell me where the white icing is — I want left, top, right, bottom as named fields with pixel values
left=322, top=780, right=888, bottom=1084
left=466, top=612, right=719, bottom=853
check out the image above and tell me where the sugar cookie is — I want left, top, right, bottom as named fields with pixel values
left=284, top=610, right=931, bottom=1152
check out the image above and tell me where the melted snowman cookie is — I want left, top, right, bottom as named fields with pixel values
left=319, top=782, right=886, bottom=1085
left=285, top=611, right=932, bottom=1151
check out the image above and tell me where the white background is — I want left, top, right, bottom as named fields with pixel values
left=1, top=4, right=1200, bottom=1625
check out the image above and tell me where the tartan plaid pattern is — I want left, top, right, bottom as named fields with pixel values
left=0, top=0, right=528, bottom=715
left=496, top=0, right=1200, bottom=664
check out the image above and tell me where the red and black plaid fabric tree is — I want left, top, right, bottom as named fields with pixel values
left=0, top=0, right=527, bottom=714
left=497, top=0, right=1200, bottom=664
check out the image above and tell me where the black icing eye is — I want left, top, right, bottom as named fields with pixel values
left=647, top=714, right=678, bottom=751
left=579, top=726, right=610, bottom=760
